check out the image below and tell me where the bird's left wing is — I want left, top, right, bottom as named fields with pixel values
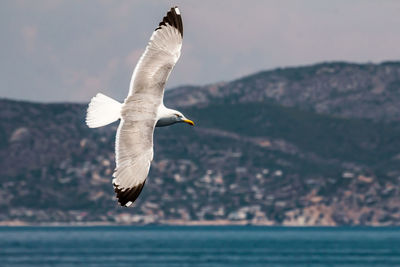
left=127, top=6, right=183, bottom=98
left=113, top=108, right=156, bottom=207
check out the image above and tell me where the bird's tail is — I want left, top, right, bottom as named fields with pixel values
left=86, top=93, right=122, bottom=128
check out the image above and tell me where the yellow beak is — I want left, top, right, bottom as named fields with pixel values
left=183, top=119, right=195, bottom=126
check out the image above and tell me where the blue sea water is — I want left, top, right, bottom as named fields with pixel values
left=1, top=226, right=400, bottom=266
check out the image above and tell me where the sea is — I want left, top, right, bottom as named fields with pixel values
left=1, top=226, right=400, bottom=266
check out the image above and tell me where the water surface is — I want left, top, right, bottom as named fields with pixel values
left=1, top=226, right=400, bottom=266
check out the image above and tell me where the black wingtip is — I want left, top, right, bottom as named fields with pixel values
left=113, top=180, right=146, bottom=207
left=155, top=6, right=183, bottom=37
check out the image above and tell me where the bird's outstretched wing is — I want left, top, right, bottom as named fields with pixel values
left=113, top=7, right=183, bottom=207
left=129, top=6, right=183, bottom=97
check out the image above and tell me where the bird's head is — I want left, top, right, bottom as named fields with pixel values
left=173, top=110, right=195, bottom=126
left=156, top=107, right=194, bottom=127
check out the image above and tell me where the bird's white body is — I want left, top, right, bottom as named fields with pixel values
left=85, top=7, right=193, bottom=207
left=86, top=95, right=188, bottom=128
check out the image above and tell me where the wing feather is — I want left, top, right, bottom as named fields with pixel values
left=112, top=7, right=183, bottom=207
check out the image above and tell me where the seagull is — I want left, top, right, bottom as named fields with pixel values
left=85, top=7, right=194, bottom=207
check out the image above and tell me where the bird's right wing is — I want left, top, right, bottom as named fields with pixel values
left=127, top=6, right=183, bottom=98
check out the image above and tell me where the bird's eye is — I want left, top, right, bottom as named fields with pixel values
left=175, top=114, right=181, bottom=118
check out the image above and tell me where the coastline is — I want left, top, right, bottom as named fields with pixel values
left=0, top=220, right=391, bottom=227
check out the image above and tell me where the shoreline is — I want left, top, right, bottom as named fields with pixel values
left=0, top=220, right=393, bottom=227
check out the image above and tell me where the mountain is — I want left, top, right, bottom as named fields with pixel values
left=1, top=61, right=400, bottom=226
left=167, top=61, right=400, bottom=121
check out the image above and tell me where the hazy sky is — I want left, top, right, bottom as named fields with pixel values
left=1, top=0, right=400, bottom=102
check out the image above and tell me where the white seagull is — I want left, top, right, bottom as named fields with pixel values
left=85, top=7, right=194, bottom=207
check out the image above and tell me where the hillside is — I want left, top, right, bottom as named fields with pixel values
left=1, top=62, right=400, bottom=226
left=167, top=61, right=400, bottom=121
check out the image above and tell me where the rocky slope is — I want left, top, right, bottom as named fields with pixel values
left=1, top=61, right=400, bottom=226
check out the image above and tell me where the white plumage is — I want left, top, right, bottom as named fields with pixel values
left=86, top=93, right=122, bottom=128
left=86, top=7, right=194, bottom=207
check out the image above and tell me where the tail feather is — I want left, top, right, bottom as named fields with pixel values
left=86, top=93, right=122, bottom=128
